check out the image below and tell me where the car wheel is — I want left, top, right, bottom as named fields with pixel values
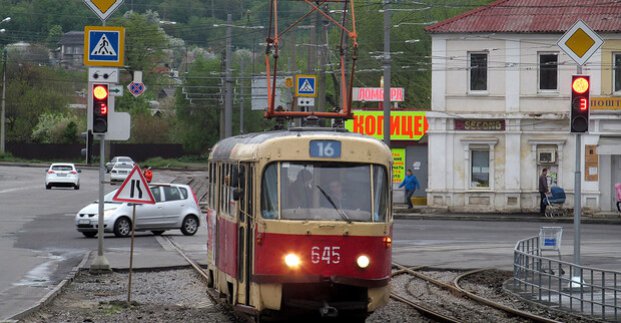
left=180, top=215, right=199, bottom=236
left=74, top=184, right=80, bottom=190
left=113, top=217, right=132, bottom=237
left=82, top=232, right=97, bottom=238
left=151, top=230, right=165, bottom=236
left=46, top=184, right=51, bottom=190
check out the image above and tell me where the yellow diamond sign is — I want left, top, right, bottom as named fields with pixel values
left=557, top=20, right=603, bottom=66
left=83, top=0, right=124, bottom=21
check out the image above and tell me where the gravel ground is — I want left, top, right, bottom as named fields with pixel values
left=19, top=267, right=600, bottom=323
left=20, top=269, right=244, bottom=323
left=18, top=268, right=436, bottom=323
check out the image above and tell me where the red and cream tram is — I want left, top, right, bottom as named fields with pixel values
left=205, top=127, right=393, bottom=321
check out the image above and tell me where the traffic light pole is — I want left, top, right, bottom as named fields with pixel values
left=91, top=134, right=110, bottom=272
left=572, top=65, right=583, bottom=286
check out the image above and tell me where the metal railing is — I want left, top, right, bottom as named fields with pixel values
left=513, top=236, right=621, bottom=321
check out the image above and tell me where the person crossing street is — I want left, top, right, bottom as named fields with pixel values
left=399, top=169, right=421, bottom=209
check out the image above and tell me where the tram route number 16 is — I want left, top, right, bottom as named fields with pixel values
left=311, top=246, right=341, bottom=264
left=310, top=140, right=341, bottom=158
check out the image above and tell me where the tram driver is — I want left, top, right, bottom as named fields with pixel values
left=321, top=180, right=351, bottom=210
left=289, top=169, right=313, bottom=208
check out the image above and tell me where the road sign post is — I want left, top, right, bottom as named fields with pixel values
left=83, top=0, right=127, bottom=275
left=112, top=164, right=155, bottom=304
left=557, top=20, right=603, bottom=282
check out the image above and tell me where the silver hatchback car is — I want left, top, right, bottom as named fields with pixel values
left=75, top=183, right=201, bottom=238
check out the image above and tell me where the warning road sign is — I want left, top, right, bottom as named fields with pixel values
left=295, top=74, right=317, bottom=98
left=83, top=0, right=124, bottom=21
left=84, top=26, right=125, bottom=67
left=557, top=20, right=603, bottom=66
left=112, top=165, right=155, bottom=204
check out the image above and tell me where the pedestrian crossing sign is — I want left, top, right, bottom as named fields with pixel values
left=84, top=26, right=125, bottom=67
left=295, top=74, right=317, bottom=98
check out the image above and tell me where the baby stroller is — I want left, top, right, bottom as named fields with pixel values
left=544, top=186, right=567, bottom=217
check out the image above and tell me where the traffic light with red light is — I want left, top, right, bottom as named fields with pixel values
left=570, top=75, right=590, bottom=133
left=92, top=83, right=109, bottom=133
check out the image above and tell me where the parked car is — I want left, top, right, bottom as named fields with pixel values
left=45, top=163, right=80, bottom=190
left=109, top=163, right=133, bottom=183
left=75, top=183, right=201, bottom=238
left=105, top=156, right=134, bottom=173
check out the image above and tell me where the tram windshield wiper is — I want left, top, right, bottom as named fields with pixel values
left=316, top=185, right=351, bottom=223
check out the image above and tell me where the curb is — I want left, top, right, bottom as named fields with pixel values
left=8, top=251, right=92, bottom=322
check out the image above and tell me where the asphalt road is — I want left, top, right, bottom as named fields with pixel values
left=1, top=165, right=621, bottom=320
left=0, top=164, right=179, bottom=320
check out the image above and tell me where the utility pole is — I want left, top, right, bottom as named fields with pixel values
left=382, top=0, right=391, bottom=146
left=239, top=58, right=244, bottom=134
left=0, top=48, right=6, bottom=153
left=318, top=20, right=327, bottom=112
left=224, top=13, right=233, bottom=138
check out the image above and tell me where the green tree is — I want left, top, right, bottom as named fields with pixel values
left=173, top=56, right=221, bottom=153
left=31, top=112, right=82, bottom=144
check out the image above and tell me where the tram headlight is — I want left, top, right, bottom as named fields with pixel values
left=284, top=253, right=301, bottom=269
left=356, top=255, right=370, bottom=269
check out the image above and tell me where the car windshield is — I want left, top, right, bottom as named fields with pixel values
left=117, top=157, right=132, bottom=163
left=114, top=164, right=132, bottom=169
left=260, top=162, right=389, bottom=222
left=103, top=190, right=122, bottom=204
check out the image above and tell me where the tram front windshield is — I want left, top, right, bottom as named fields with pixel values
left=261, top=162, right=389, bottom=222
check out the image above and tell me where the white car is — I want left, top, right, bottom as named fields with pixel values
left=75, top=183, right=201, bottom=238
left=105, top=156, right=134, bottom=173
left=109, top=163, right=133, bottom=183
left=45, top=163, right=80, bottom=190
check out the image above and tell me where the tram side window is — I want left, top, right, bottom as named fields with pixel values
left=261, top=163, right=278, bottom=219
left=373, top=165, right=389, bottom=222
left=209, top=162, right=216, bottom=209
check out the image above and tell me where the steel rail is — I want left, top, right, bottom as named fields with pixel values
left=393, top=263, right=563, bottom=323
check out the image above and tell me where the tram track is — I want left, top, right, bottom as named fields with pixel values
left=161, top=235, right=253, bottom=323
left=391, top=263, right=563, bottom=323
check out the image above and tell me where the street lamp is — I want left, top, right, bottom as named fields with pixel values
left=405, top=39, right=420, bottom=44
left=393, top=21, right=437, bottom=28
left=0, top=17, right=10, bottom=154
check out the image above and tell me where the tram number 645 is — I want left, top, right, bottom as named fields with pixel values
left=311, top=246, right=341, bottom=264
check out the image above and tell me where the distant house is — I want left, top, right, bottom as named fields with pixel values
left=58, top=31, right=84, bottom=69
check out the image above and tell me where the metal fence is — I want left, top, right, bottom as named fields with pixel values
left=513, top=235, right=621, bottom=321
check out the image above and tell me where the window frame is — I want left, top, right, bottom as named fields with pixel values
left=468, top=51, right=488, bottom=93
left=614, top=53, right=621, bottom=95
left=538, top=52, right=559, bottom=92
left=461, top=139, right=497, bottom=191
left=470, top=148, right=490, bottom=189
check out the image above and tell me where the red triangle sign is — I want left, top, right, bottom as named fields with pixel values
left=112, top=164, right=156, bottom=204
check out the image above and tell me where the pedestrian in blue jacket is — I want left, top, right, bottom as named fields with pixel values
left=399, top=169, right=421, bottom=209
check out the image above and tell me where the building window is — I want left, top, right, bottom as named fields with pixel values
left=614, top=53, right=621, bottom=93
left=469, top=52, right=487, bottom=91
left=471, top=150, right=490, bottom=188
left=539, top=53, right=558, bottom=91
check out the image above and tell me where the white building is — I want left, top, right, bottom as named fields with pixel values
left=425, top=0, right=621, bottom=213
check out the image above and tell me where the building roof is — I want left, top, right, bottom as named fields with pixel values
left=425, top=0, right=621, bottom=34
left=59, top=31, right=84, bottom=45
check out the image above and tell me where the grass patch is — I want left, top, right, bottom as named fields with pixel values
left=141, top=156, right=208, bottom=170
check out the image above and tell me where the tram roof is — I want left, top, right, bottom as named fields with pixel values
left=209, top=127, right=388, bottom=161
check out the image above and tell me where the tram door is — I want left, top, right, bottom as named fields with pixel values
left=236, top=164, right=254, bottom=306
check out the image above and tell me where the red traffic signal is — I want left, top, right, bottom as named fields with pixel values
left=92, top=84, right=109, bottom=133
left=570, top=75, right=590, bottom=133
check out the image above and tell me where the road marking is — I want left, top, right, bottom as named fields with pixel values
left=0, top=185, right=41, bottom=194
